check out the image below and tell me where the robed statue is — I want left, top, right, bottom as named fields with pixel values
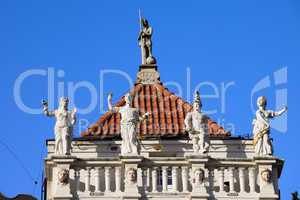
left=252, top=96, right=287, bottom=156
left=108, top=93, right=148, bottom=155
left=42, top=97, right=77, bottom=155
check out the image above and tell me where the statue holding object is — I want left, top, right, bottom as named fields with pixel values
left=108, top=92, right=149, bottom=155
left=42, top=97, right=77, bottom=155
left=138, top=17, right=156, bottom=65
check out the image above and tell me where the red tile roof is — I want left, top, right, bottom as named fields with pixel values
left=81, top=83, right=230, bottom=139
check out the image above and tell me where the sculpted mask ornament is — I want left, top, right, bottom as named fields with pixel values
left=261, top=169, right=272, bottom=183
left=193, top=168, right=205, bottom=185
left=58, top=169, right=69, bottom=185
left=126, top=168, right=137, bottom=184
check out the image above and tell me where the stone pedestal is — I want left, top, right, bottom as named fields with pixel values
left=254, top=156, right=280, bottom=200
left=120, top=155, right=143, bottom=200
left=51, top=155, right=77, bottom=200
left=187, top=155, right=209, bottom=200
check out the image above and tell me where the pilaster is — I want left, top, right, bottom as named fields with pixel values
left=51, top=155, right=76, bottom=200
left=120, top=155, right=143, bottom=200
left=186, top=155, right=209, bottom=200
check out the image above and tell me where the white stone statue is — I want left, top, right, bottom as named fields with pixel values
left=184, top=91, right=209, bottom=154
left=108, top=93, right=149, bottom=155
left=252, top=96, right=287, bottom=156
left=42, top=97, right=77, bottom=155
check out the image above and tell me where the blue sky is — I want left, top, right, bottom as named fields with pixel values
left=0, top=0, right=299, bottom=199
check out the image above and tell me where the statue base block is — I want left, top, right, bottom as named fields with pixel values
left=258, top=194, right=279, bottom=200
left=53, top=191, right=73, bottom=200
left=190, top=193, right=209, bottom=200
left=122, top=193, right=142, bottom=200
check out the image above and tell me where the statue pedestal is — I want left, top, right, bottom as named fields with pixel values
left=190, top=183, right=209, bottom=200
left=51, top=155, right=77, bottom=200
left=254, top=156, right=281, bottom=200
left=120, top=155, right=143, bottom=200
left=187, top=155, right=209, bottom=200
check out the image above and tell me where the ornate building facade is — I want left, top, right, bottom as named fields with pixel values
left=44, top=19, right=285, bottom=200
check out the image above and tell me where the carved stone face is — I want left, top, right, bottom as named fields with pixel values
left=142, top=19, right=149, bottom=27
left=58, top=169, right=69, bottom=185
left=261, top=169, right=272, bottom=183
left=257, top=96, right=267, bottom=109
left=193, top=169, right=205, bottom=184
left=193, top=102, right=201, bottom=112
left=127, top=168, right=137, bottom=183
left=60, top=98, right=69, bottom=110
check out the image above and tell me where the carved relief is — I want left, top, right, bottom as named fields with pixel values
left=126, top=168, right=137, bottom=184
left=261, top=169, right=272, bottom=183
left=192, top=168, right=205, bottom=185
left=58, top=169, right=69, bottom=185
left=137, top=70, right=160, bottom=84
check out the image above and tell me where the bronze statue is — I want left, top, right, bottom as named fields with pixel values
left=138, top=18, right=156, bottom=65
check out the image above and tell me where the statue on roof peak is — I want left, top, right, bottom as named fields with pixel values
left=138, top=16, right=156, bottom=65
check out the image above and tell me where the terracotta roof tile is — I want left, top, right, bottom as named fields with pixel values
left=81, top=83, right=230, bottom=139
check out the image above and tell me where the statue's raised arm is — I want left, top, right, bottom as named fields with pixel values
left=273, top=106, right=288, bottom=117
left=107, top=92, right=121, bottom=113
left=42, top=100, right=55, bottom=117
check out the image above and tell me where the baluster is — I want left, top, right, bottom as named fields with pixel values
left=181, top=166, right=189, bottom=192
left=219, top=168, right=225, bottom=192
left=94, top=167, right=101, bottom=192
left=74, top=167, right=81, bottom=192
left=147, top=168, right=151, bottom=191
left=229, top=167, right=235, bottom=193
left=239, top=167, right=245, bottom=193
left=85, top=167, right=91, bottom=192
left=105, top=167, right=111, bottom=192
left=172, top=166, right=178, bottom=192
left=142, top=167, right=148, bottom=191
left=208, top=167, right=214, bottom=192
left=152, top=167, right=158, bottom=192
left=115, top=166, right=121, bottom=192
left=249, top=167, right=256, bottom=193
left=162, top=166, right=168, bottom=192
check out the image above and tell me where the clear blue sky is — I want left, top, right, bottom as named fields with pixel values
left=0, top=0, right=299, bottom=199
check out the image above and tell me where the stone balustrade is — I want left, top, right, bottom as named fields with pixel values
left=71, top=165, right=123, bottom=194
left=68, top=163, right=265, bottom=197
